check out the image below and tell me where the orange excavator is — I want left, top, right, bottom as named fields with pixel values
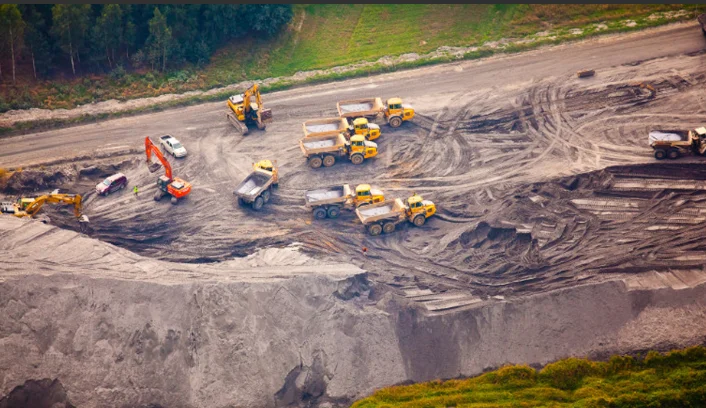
left=145, top=136, right=192, bottom=205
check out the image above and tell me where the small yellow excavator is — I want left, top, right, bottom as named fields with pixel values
left=2, top=193, right=89, bottom=224
left=226, top=83, right=273, bottom=135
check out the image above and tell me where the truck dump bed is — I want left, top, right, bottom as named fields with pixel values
left=337, top=98, right=384, bottom=118
left=299, top=134, right=347, bottom=155
left=302, top=118, right=349, bottom=138
left=356, top=198, right=405, bottom=224
left=649, top=130, right=690, bottom=145
left=304, top=184, right=352, bottom=207
left=234, top=170, right=272, bottom=200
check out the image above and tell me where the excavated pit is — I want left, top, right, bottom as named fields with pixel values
left=2, top=29, right=706, bottom=407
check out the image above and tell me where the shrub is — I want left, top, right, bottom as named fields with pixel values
left=539, top=358, right=602, bottom=390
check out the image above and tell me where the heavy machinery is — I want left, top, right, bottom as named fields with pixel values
left=337, top=97, right=415, bottom=128
left=299, top=134, right=378, bottom=168
left=649, top=127, right=706, bottom=160
left=305, top=183, right=384, bottom=219
left=303, top=117, right=381, bottom=141
left=145, top=136, right=192, bottom=204
left=355, top=194, right=436, bottom=236
left=2, top=193, right=89, bottom=224
left=234, top=160, right=278, bottom=211
left=226, top=83, right=273, bottom=135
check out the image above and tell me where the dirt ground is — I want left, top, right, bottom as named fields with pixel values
left=1, top=24, right=706, bottom=311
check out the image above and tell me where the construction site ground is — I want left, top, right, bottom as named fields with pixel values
left=1, top=21, right=706, bottom=407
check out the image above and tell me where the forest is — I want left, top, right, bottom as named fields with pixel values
left=0, top=4, right=293, bottom=82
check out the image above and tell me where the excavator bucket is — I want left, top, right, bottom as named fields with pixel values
left=147, top=161, right=163, bottom=173
left=79, top=215, right=89, bottom=223
left=261, top=108, right=273, bottom=123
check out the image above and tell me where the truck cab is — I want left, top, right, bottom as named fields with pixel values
left=354, top=184, right=384, bottom=206
left=253, top=159, right=278, bottom=185
left=406, top=194, right=436, bottom=226
left=349, top=135, right=378, bottom=159
left=350, top=118, right=381, bottom=141
left=385, top=97, right=415, bottom=127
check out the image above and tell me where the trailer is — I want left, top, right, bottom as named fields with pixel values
left=304, top=184, right=384, bottom=219
left=355, top=195, right=436, bottom=236
left=299, top=133, right=378, bottom=168
left=302, top=117, right=350, bottom=138
left=337, top=97, right=415, bottom=128
left=234, top=168, right=277, bottom=211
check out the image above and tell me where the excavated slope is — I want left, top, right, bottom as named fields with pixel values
left=1, top=217, right=705, bottom=408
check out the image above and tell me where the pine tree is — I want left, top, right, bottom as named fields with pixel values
left=51, top=4, right=91, bottom=75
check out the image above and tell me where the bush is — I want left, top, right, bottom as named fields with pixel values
left=539, top=358, right=602, bottom=390
left=109, top=65, right=127, bottom=80
left=489, top=365, right=537, bottom=386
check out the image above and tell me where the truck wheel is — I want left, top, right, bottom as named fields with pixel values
left=389, top=116, right=403, bottom=128
left=237, top=197, right=246, bottom=206
left=654, top=149, right=666, bottom=160
left=327, top=206, right=340, bottom=218
left=668, top=148, right=680, bottom=160
left=252, top=196, right=265, bottom=211
left=383, top=222, right=396, bottom=234
left=323, top=155, right=336, bottom=167
left=350, top=154, right=364, bottom=165
left=171, top=196, right=179, bottom=205
left=262, top=189, right=271, bottom=203
left=154, top=192, right=163, bottom=201
left=368, top=224, right=383, bottom=236
left=313, top=207, right=327, bottom=219
left=413, top=215, right=426, bottom=227
left=309, top=156, right=323, bottom=168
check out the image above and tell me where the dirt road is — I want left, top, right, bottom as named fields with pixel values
left=2, top=22, right=706, bottom=310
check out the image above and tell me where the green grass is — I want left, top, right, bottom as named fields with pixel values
left=0, top=4, right=704, bottom=119
left=351, top=346, right=706, bottom=408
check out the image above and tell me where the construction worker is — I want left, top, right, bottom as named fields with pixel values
left=362, top=246, right=368, bottom=257
left=133, top=185, right=139, bottom=198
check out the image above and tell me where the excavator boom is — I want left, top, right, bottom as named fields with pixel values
left=145, top=136, right=173, bottom=181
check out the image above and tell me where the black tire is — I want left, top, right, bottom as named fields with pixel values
left=368, top=224, right=382, bottom=236
left=350, top=154, right=364, bottom=165
left=382, top=222, right=396, bottom=234
left=171, top=196, right=178, bottom=205
left=309, top=156, right=323, bottom=169
left=313, top=207, right=327, bottom=219
left=327, top=206, right=340, bottom=218
left=654, top=149, right=666, bottom=160
left=702, top=27, right=706, bottom=37
left=413, top=214, right=426, bottom=227
left=323, top=155, right=336, bottom=167
left=237, top=197, right=246, bottom=206
left=668, top=148, right=680, bottom=160
left=252, top=196, right=265, bottom=211
left=262, top=188, right=271, bottom=203
left=389, top=116, right=403, bottom=128
left=154, top=192, right=163, bottom=201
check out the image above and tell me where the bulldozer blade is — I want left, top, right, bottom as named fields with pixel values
left=147, top=162, right=163, bottom=173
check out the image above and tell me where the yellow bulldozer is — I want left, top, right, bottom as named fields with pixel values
left=226, top=83, right=273, bottom=135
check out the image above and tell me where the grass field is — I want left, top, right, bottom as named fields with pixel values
left=351, top=346, right=706, bottom=408
left=0, top=4, right=703, bottom=112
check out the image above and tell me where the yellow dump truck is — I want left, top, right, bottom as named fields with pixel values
left=304, top=183, right=384, bottom=219
left=649, top=127, right=706, bottom=160
left=337, top=97, right=414, bottom=128
left=299, top=134, right=378, bottom=168
left=355, top=194, right=436, bottom=236
left=302, top=117, right=380, bottom=141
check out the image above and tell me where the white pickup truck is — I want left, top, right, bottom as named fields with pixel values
left=159, top=135, right=187, bottom=158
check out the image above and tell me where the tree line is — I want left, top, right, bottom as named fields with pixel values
left=0, top=4, right=293, bottom=83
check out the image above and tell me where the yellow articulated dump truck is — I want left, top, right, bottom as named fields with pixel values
left=302, top=117, right=381, bottom=141
left=337, top=97, right=414, bottom=128
left=355, top=194, right=436, bottom=236
left=299, top=133, right=378, bottom=168
left=304, top=183, right=384, bottom=219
